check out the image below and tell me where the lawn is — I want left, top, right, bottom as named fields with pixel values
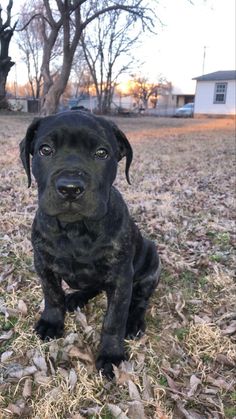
left=0, top=113, right=235, bottom=419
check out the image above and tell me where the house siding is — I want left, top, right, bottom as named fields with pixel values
left=194, top=80, right=236, bottom=116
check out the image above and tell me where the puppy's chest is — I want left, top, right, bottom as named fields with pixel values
left=35, top=228, right=118, bottom=287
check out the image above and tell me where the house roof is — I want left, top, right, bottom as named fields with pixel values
left=193, top=70, right=236, bottom=81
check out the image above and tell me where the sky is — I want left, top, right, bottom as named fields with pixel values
left=135, top=0, right=236, bottom=93
left=5, top=0, right=236, bottom=94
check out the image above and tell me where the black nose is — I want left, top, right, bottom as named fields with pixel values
left=56, top=177, right=85, bottom=200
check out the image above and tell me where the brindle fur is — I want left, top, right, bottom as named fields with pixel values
left=20, top=111, right=161, bottom=377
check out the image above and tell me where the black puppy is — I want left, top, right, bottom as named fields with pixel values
left=20, top=111, right=161, bottom=377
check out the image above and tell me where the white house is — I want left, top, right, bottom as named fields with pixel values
left=193, top=70, right=236, bottom=117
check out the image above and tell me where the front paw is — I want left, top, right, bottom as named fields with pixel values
left=35, top=318, right=64, bottom=340
left=65, top=291, right=85, bottom=312
left=125, top=318, right=146, bottom=340
left=96, top=352, right=126, bottom=379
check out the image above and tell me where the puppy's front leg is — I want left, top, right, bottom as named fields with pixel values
left=96, top=268, right=133, bottom=378
left=34, top=265, right=65, bottom=340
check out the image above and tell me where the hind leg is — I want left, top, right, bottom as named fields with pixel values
left=125, top=262, right=161, bottom=339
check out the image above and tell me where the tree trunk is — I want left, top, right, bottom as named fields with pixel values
left=0, top=0, right=16, bottom=109
left=40, top=79, right=66, bottom=115
left=0, top=58, right=14, bottom=108
left=40, top=57, right=75, bottom=115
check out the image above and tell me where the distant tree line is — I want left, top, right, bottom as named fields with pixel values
left=0, top=0, right=168, bottom=115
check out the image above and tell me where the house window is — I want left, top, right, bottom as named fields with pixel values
left=214, top=82, right=227, bottom=104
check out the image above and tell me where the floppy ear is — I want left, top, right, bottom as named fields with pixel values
left=110, top=122, right=133, bottom=185
left=19, top=118, right=41, bottom=187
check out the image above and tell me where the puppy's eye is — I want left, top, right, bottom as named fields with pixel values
left=39, top=144, right=54, bottom=156
left=94, top=148, right=109, bottom=159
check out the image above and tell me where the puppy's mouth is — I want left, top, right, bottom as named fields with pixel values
left=39, top=194, right=108, bottom=222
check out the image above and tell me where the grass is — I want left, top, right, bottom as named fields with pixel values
left=0, top=113, right=235, bottom=418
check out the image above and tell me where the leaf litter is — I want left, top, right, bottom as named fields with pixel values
left=0, top=114, right=235, bottom=418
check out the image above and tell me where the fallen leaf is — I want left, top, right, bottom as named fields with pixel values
left=162, top=371, right=179, bottom=393
left=33, top=353, right=48, bottom=372
left=1, top=350, right=13, bottom=363
left=22, top=378, right=32, bottom=399
left=106, top=404, right=129, bottom=419
left=155, top=404, right=170, bottom=419
left=128, top=380, right=141, bottom=401
left=175, top=401, right=204, bottom=419
left=6, top=364, right=37, bottom=379
left=68, top=346, right=94, bottom=364
left=5, top=403, right=22, bottom=416
left=113, top=361, right=134, bottom=385
left=128, top=400, right=146, bottom=419
left=63, top=332, right=80, bottom=346
left=187, top=374, right=202, bottom=397
left=68, top=368, right=77, bottom=391
left=4, top=399, right=26, bottom=417
left=75, top=309, right=88, bottom=328
left=222, top=320, right=236, bottom=336
left=215, top=354, right=235, bottom=367
left=18, top=299, right=28, bottom=316
left=0, top=330, right=13, bottom=341
left=34, top=371, right=51, bottom=385
left=206, top=375, right=233, bottom=391
left=49, top=341, right=59, bottom=361
left=142, top=372, right=154, bottom=400
left=58, top=367, right=69, bottom=379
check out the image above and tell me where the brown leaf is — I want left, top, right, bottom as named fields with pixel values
left=18, top=299, right=28, bottom=316
left=187, top=374, right=202, bottom=397
left=68, top=346, right=94, bottom=364
left=113, top=361, right=134, bottom=385
left=22, top=378, right=32, bottom=399
left=215, top=353, right=235, bottom=367
left=5, top=403, right=22, bottom=416
left=222, top=320, right=236, bottom=336
left=49, top=341, right=59, bottom=361
left=206, top=375, right=233, bottom=391
left=155, top=404, right=170, bottom=419
left=162, top=371, right=179, bottom=393
left=4, top=400, right=26, bottom=417
left=142, top=372, right=154, bottom=400
left=128, top=400, right=146, bottom=419
left=1, top=350, right=13, bottom=363
left=63, top=332, right=80, bottom=346
left=106, top=404, right=129, bottom=419
left=33, top=353, right=48, bottom=372
left=7, top=364, right=37, bottom=379
left=34, top=371, right=51, bottom=385
left=0, top=330, right=13, bottom=341
left=176, top=402, right=204, bottom=419
left=75, top=309, right=88, bottom=328
left=128, top=380, right=141, bottom=401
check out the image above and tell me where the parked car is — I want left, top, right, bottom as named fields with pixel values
left=174, top=102, right=194, bottom=117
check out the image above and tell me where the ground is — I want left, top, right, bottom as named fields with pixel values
left=0, top=113, right=235, bottom=419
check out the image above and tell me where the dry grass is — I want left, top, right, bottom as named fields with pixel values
left=0, top=113, right=235, bottom=418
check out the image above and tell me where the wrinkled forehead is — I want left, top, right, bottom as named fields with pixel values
left=35, top=114, right=115, bottom=150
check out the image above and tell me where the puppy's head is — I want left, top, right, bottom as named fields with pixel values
left=20, top=111, right=133, bottom=222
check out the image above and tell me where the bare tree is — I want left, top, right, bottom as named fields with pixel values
left=130, top=75, right=172, bottom=110
left=81, top=4, right=141, bottom=114
left=16, top=1, right=44, bottom=99
left=0, top=0, right=17, bottom=108
left=20, top=0, right=154, bottom=115
left=70, top=48, right=93, bottom=98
